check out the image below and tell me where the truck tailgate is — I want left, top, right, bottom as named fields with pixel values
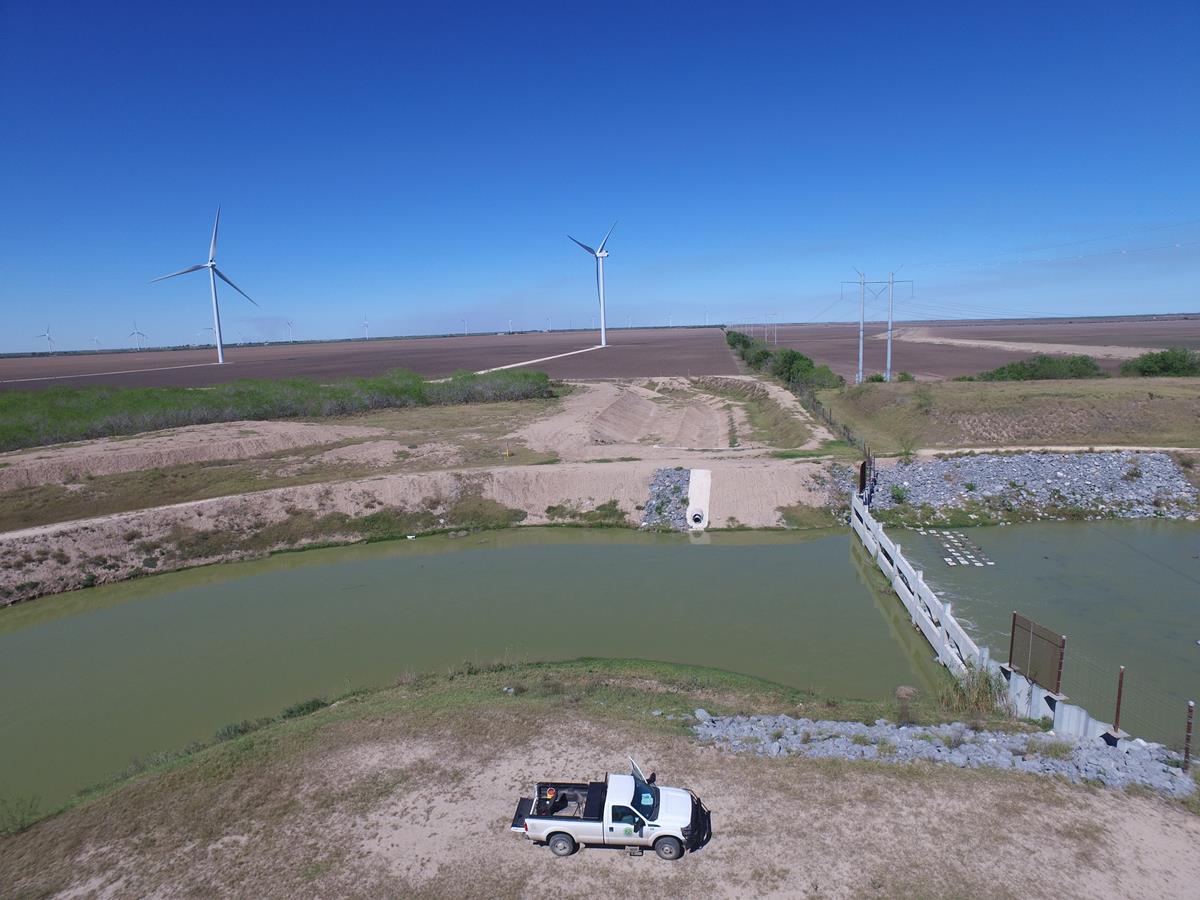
left=511, top=797, right=533, bottom=832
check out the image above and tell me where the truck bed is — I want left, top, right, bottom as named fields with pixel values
left=511, top=781, right=606, bottom=832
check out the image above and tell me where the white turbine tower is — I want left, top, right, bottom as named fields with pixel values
left=286, top=320, right=295, bottom=342
left=151, top=206, right=258, bottom=364
left=362, top=317, right=369, bottom=340
left=567, top=222, right=616, bottom=347
left=129, top=321, right=147, bottom=350
left=35, top=325, right=54, bottom=352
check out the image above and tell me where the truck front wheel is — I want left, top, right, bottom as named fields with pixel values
left=654, top=836, right=683, bottom=860
left=548, top=833, right=577, bottom=857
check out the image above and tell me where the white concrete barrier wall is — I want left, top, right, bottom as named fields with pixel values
left=686, top=469, right=712, bottom=531
left=850, top=494, right=1115, bottom=741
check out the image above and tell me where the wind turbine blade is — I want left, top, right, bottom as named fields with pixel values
left=150, top=264, right=206, bottom=283
left=209, top=205, right=221, bottom=262
left=213, top=267, right=258, bottom=306
left=597, top=221, right=617, bottom=253
left=567, top=235, right=597, bottom=256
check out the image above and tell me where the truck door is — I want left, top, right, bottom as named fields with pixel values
left=607, top=805, right=653, bottom=847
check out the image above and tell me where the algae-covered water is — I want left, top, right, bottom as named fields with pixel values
left=0, top=528, right=941, bottom=807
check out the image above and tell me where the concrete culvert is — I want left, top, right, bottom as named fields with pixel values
left=692, top=512, right=703, bottom=525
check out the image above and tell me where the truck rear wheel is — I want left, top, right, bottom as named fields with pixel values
left=654, top=836, right=683, bottom=860
left=548, top=833, right=577, bottom=857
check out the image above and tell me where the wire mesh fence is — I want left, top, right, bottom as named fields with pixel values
left=1061, top=647, right=1195, bottom=753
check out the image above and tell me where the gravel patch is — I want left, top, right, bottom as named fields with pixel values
left=874, top=451, right=1197, bottom=520
left=641, top=466, right=691, bottom=530
left=693, top=710, right=1197, bottom=798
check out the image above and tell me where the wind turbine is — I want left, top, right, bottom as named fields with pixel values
left=129, top=321, right=147, bottom=350
left=196, top=326, right=215, bottom=346
left=151, top=206, right=258, bottom=364
left=567, top=222, right=616, bottom=347
left=362, top=317, right=369, bottom=340
left=91, top=336, right=101, bottom=351
left=35, top=325, right=54, bottom=352
left=286, top=320, right=295, bottom=342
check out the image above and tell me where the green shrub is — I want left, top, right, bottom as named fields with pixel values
left=890, top=484, right=909, bottom=504
left=745, top=347, right=772, bottom=370
left=725, top=330, right=752, bottom=350
left=937, top=664, right=1008, bottom=715
left=1034, top=739, right=1074, bottom=760
left=213, top=719, right=268, bottom=742
left=865, top=373, right=885, bottom=383
left=973, top=354, right=1105, bottom=381
left=805, top=365, right=844, bottom=389
left=770, top=348, right=816, bottom=385
left=279, top=697, right=330, bottom=719
left=1120, top=347, right=1200, bottom=377
left=0, top=794, right=41, bottom=836
left=897, top=371, right=915, bottom=382
left=0, top=369, right=554, bottom=452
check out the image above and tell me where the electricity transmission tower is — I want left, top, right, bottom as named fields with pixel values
left=841, top=270, right=911, bottom=383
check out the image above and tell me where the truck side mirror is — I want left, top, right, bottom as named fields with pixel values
left=648, top=772, right=656, bottom=784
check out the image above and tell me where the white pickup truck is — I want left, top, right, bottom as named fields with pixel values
left=510, top=758, right=711, bottom=860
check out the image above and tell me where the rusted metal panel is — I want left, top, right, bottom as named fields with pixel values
left=1009, top=612, right=1066, bottom=694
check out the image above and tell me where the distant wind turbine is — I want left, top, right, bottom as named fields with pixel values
left=567, top=222, right=616, bottom=347
left=91, top=336, right=101, bottom=351
left=129, top=321, right=147, bottom=350
left=286, top=320, right=295, bottom=342
left=35, top=325, right=54, bottom=352
left=196, top=326, right=214, bottom=346
left=151, top=205, right=258, bottom=364
left=362, top=317, right=369, bottom=340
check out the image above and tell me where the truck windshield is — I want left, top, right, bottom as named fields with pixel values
left=630, top=777, right=659, bottom=821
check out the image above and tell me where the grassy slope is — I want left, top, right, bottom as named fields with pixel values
left=0, top=658, right=965, bottom=836
left=820, top=377, right=1200, bottom=454
left=0, top=397, right=562, bottom=532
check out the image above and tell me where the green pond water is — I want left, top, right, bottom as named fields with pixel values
left=0, top=528, right=942, bottom=808
left=899, top=519, right=1200, bottom=746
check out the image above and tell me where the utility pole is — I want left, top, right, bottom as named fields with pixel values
left=857, top=271, right=865, bottom=384
left=886, top=272, right=894, bottom=382
left=841, top=270, right=879, bottom=385
left=884, top=271, right=912, bottom=381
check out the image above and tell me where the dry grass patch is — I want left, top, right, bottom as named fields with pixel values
left=821, top=378, right=1200, bottom=452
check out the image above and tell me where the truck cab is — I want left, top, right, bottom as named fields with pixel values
left=511, top=759, right=710, bottom=860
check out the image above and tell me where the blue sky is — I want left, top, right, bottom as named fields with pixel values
left=1, top=1, right=1197, bottom=352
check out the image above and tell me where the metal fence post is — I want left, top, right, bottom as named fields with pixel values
left=1185, top=701, right=1195, bottom=773
left=1007, top=611, right=1016, bottom=669
left=1054, top=634, right=1067, bottom=695
left=1113, top=666, right=1125, bottom=734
